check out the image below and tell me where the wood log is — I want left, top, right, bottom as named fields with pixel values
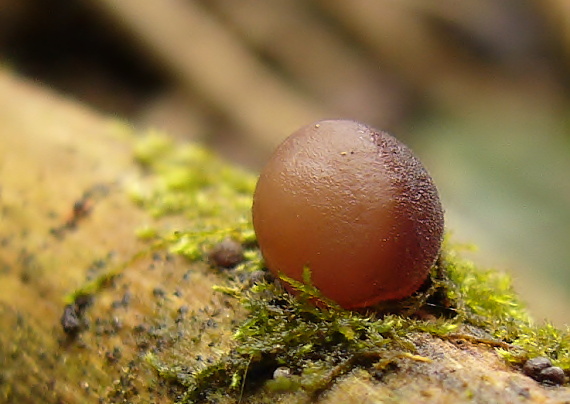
left=0, top=68, right=568, bottom=403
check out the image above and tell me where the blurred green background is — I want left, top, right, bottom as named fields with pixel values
left=2, top=0, right=569, bottom=324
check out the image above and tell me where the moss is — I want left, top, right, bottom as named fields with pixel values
left=130, top=132, right=256, bottom=258
left=130, top=132, right=569, bottom=402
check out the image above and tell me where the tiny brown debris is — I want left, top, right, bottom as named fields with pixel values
left=208, top=238, right=244, bottom=268
left=61, top=304, right=81, bottom=335
left=60, top=294, right=92, bottom=336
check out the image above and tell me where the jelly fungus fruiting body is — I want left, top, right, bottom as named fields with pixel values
left=252, top=120, right=444, bottom=309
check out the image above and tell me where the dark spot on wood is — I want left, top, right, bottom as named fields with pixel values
left=152, top=287, right=165, bottom=298
left=61, top=304, right=82, bottom=335
left=60, top=294, right=92, bottom=337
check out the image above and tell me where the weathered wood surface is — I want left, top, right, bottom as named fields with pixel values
left=1, top=68, right=569, bottom=403
left=0, top=67, right=220, bottom=402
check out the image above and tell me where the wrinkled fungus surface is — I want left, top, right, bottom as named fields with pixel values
left=252, top=120, right=444, bottom=309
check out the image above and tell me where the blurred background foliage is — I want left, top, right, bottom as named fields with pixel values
left=1, top=0, right=569, bottom=324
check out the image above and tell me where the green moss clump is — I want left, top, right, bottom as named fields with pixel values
left=440, top=247, right=570, bottom=370
left=129, top=133, right=569, bottom=402
left=131, top=132, right=257, bottom=259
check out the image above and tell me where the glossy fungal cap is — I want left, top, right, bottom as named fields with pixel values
left=252, top=120, right=444, bottom=309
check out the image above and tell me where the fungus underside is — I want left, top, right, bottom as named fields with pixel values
left=75, top=132, right=570, bottom=402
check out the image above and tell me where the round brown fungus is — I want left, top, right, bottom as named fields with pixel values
left=252, top=120, right=444, bottom=309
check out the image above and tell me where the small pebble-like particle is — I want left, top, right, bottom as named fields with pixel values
left=208, top=238, right=245, bottom=268
left=538, top=366, right=566, bottom=386
left=523, top=357, right=552, bottom=378
left=523, top=357, right=566, bottom=386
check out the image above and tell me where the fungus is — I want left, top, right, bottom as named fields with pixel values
left=252, top=119, right=444, bottom=309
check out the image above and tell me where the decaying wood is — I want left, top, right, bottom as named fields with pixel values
left=0, top=67, right=227, bottom=402
left=1, top=68, right=569, bottom=403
